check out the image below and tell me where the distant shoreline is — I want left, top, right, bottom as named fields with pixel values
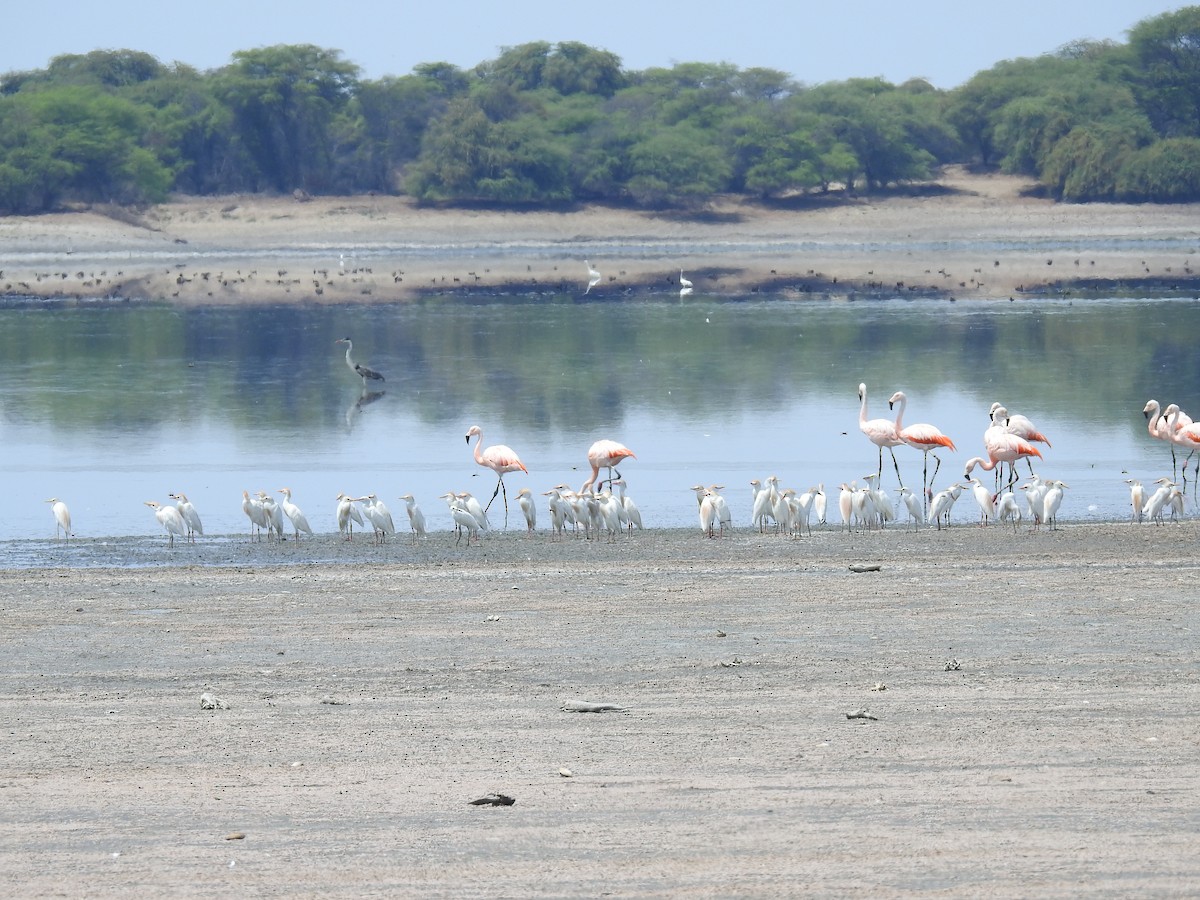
left=1, top=167, right=1198, bottom=305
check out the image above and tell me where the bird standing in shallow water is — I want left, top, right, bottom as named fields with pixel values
left=46, top=498, right=71, bottom=540
left=584, top=260, right=601, bottom=294
left=465, top=425, right=528, bottom=527
left=858, top=384, right=905, bottom=488
left=889, top=390, right=955, bottom=507
left=335, top=337, right=385, bottom=388
left=585, top=439, right=636, bottom=493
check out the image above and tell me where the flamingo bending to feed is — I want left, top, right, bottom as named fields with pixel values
left=465, top=425, right=528, bottom=527
left=858, top=383, right=905, bottom=488
left=585, top=439, right=636, bottom=492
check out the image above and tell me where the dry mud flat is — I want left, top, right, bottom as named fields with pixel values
left=1, top=522, right=1198, bottom=897
left=2, top=167, right=1199, bottom=304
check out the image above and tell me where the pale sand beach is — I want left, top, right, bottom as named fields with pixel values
left=2, top=522, right=1198, bottom=897
left=1, top=167, right=1198, bottom=304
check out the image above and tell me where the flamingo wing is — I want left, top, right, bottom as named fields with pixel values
left=900, top=424, right=956, bottom=451
left=588, top=440, right=636, bottom=468
left=483, top=445, right=528, bottom=474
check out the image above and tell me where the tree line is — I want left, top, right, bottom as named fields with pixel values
left=0, top=7, right=1197, bottom=214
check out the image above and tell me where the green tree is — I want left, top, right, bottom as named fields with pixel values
left=1117, top=137, right=1200, bottom=200
left=1127, top=6, right=1200, bottom=138
left=212, top=44, right=359, bottom=193
left=0, top=86, right=173, bottom=212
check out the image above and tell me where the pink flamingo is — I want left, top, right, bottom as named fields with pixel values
left=963, top=422, right=1043, bottom=492
left=990, top=404, right=1051, bottom=476
left=888, top=390, right=956, bottom=504
left=989, top=402, right=1052, bottom=447
left=585, top=439, right=636, bottom=492
left=1144, top=399, right=1193, bottom=480
left=858, top=383, right=905, bottom=487
left=465, top=425, right=528, bottom=527
left=1162, top=404, right=1200, bottom=488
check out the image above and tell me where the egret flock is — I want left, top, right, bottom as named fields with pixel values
left=36, top=336, right=1198, bottom=545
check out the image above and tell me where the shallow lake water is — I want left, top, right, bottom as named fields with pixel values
left=1, top=294, right=1198, bottom=558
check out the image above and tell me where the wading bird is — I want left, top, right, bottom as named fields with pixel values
left=679, top=269, right=693, bottom=297
left=335, top=337, right=385, bottom=387
left=278, top=488, right=313, bottom=541
left=398, top=494, right=427, bottom=543
left=584, top=260, right=601, bottom=294
left=585, top=439, right=636, bottom=493
left=888, top=390, right=956, bottom=506
left=516, top=487, right=537, bottom=534
left=169, top=492, right=203, bottom=542
left=145, top=500, right=186, bottom=547
left=465, top=425, right=527, bottom=527
left=858, top=383, right=905, bottom=487
left=46, top=498, right=71, bottom=540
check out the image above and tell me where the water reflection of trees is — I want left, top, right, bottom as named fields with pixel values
left=2, top=299, right=1199, bottom=436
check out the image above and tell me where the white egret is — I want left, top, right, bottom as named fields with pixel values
left=584, top=260, right=601, bottom=294
left=242, top=490, right=269, bottom=540
left=335, top=492, right=364, bottom=540
left=278, top=488, right=313, bottom=540
left=516, top=487, right=537, bottom=534
left=398, top=494, right=427, bottom=543
left=169, top=492, right=203, bottom=541
left=46, top=498, right=71, bottom=540
left=145, top=500, right=186, bottom=547
left=679, top=269, right=693, bottom=297
left=357, top=494, right=396, bottom=544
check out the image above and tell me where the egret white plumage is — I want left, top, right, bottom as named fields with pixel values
left=168, top=492, right=203, bottom=541
left=278, top=488, right=313, bottom=540
left=357, top=494, right=396, bottom=544
left=614, top=479, right=643, bottom=533
left=398, top=494, right=427, bottom=543
left=242, top=490, right=269, bottom=540
left=440, top=492, right=480, bottom=546
left=46, top=498, right=71, bottom=540
left=516, top=487, right=537, bottom=534
left=145, top=500, right=186, bottom=547
left=584, top=259, right=601, bottom=294
left=335, top=337, right=385, bottom=387
left=1125, top=479, right=1144, bottom=524
left=335, top=492, right=364, bottom=540
left=1042, top=480, right=1067, bottom=531
left=679, top=269, right=693, bottom=297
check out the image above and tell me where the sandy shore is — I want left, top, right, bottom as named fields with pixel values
left=1, top=167, right=1199, bottom=304
left=3, top=523, right=1198, bottom=896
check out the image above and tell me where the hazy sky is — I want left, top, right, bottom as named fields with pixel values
left=5, top=1, right=1185, bottom=89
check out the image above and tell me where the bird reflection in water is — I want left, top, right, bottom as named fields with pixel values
left=344, top=388, right=386, bottom=431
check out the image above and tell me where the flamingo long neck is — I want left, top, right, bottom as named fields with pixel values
left=891, top=396, right=906, bottom=432
left=859, top=387, right=869, bottom=426
left=471, top=431, right=485, bottom=465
